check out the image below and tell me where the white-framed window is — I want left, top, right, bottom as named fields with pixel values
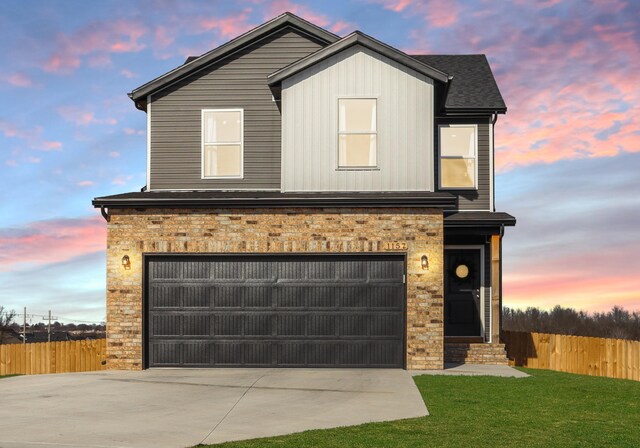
left=338, top=98, right=377, bottom=169
left=439, top=124, right=478, bottom=189
left=202, top=109, right=243, bottom=179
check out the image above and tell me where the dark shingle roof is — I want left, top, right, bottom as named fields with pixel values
left=412, top=54, right=506, bottom=113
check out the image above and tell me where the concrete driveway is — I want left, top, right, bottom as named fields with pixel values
left=0, top=368, right=427, bottom=448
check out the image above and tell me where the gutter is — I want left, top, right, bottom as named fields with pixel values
left=100, top=206, right=110, bottom=222
left=92, top=193, right=458, bottom=210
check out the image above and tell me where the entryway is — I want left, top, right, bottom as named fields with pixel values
left=444, top=247, right=483, bottom=338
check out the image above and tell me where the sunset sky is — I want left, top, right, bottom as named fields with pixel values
left=0, top=0, right=638, bottom=323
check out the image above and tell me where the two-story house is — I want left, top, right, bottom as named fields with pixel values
left=93, top=13, right=515, bottom=370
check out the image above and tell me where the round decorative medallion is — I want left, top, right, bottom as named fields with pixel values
left=455, top=264, right=469, bottom=279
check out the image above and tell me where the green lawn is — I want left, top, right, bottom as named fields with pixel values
left=203, top=369, right=640, bottom=448
left=0, top=375, right=20, bottom=379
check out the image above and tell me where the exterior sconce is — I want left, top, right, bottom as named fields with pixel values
left=122, top=255, right=131, bottom=270
left=421, top=255, right=429, bottom=270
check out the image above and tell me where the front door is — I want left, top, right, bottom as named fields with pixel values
left=444, top=248, right=482, bottom=337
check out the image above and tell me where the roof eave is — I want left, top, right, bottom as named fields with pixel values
left=92, top=193, right=458, bottom=210
left=442, top=107, right=507, bottom=115
left=128, top=12, right=340, bottom=102
left=268, top=32, right=450, bottom=86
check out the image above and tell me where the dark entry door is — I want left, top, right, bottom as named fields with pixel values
left=145, top=254, right=405, bottom=368
left=444, top=249, right=482, bottom=337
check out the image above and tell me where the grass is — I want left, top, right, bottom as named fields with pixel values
left=203, top=369, right=640, bottom=448
left=0, top=374, right=20, bottom=379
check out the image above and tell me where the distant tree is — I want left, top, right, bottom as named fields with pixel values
left=0, top=306, right=17, bottom=344
left=503, top=305, right=640, bottom=341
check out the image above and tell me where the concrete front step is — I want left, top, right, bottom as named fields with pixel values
left=444, top=343, right=509, bottom=365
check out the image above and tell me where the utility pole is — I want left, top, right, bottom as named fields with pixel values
left=23, top=306, right=26, bottom=344
left=43, top=310, right=58, bottom=343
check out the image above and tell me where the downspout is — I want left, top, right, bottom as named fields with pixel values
left=438, top=75, right=454, bottom=113
left=492, top=113, right=498, bottom=212
left=100, top=205, right=110, bottom=222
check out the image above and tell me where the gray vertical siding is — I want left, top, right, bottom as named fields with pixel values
left=149, top=28, right=325, bottom=191
left=435, top=117, right=492, bottom=210
left=281, top=46, right=434, bottom=192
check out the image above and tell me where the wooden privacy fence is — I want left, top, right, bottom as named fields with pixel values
left=0, top=339, right=106, bottom=375
left=503, top=331, right=640, bottom=381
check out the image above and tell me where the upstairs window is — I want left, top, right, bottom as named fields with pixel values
left=439, top=125, right=477, bottom=189
left=202, top=109, right=243, bottom=178
left=338, top=98, right=377, bottom=168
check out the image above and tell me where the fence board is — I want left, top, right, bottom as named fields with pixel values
left=0, top=339, right=106, bottom=375
left=504, top=331, right=640, bottom=382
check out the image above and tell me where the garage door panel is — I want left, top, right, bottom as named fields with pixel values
left=151, top=314, right=181, bottom=337
left=277, top=315, right=306, bottom=336
left=183, top=341, right=210, bottom=365
left=212, top=342, right=243, bottom=365
left=213, top=314, right=244, bottom=336
left=152, top=342, right=181, bottom=366
left=277, top=342, right=306, bottom=366
left=182, top=261, right=210, bottom=280
left=244, top=314, right=273, bottom=336
left=150, top=285, right=183, bottom=308
left=307, top=314, right=336, bottom=336
left=243, top=286, right=273, bottom=308
left=183, top=286, right=209, bottom=308
left=244, top=342, right=273, bottom=365
left=183, top=314, right=210, bottom=336
left=146, top=255, right=405, bottom=368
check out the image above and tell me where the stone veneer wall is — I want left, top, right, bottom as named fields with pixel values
left=105, top=208, right=444, bottom=370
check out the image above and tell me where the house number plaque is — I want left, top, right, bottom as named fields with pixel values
left=382, top=241, right=408, bottom=250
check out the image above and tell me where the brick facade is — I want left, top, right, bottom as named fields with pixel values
left=105, top=207, right=444, bottom=370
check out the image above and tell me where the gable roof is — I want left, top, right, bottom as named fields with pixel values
left=128, top=12, right=339, bottom=106
left=268, top=31, right=451, bottom=86
left=412, top=54, right=506, bottom=113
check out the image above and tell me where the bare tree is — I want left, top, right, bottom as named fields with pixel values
left=503, top=305, right=640, bottom=341
left=0, top=306, right=17, bottom=344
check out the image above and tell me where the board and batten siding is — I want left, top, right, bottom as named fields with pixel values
left=281, top=45, right=434, bottom=192
left=149, top=28, right=325, bottom=191
left=435, top=117, right=492, bottom=210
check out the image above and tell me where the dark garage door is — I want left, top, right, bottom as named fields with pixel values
left=145, top=255, right=405, bottom=368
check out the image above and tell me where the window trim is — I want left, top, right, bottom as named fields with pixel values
left=201, top=108, right=244, bottom=180
left=438, top=123, right=478, bottom=190
left=336, top=97, right=379, bottom=171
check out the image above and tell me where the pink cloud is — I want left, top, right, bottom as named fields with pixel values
left=504, top=245, right=640, bottom=313
left=374, top=0, right=460, bottom=27
left=397, top=1, right=640, bottom=172
left=0, top=119, right=62, bottom=152
left=265, top=1, right=329, bottom=27
left=111, top=174, right=133, bottom=186
left=120, top=69, right=136, bottom=78
left=123, top=128, right=144, bottom=135
left=43, top=20, right=147, bottom=74
left=5, top=159, right=18, bottom=167
left=108, top=151, right=120, bottom=158
left=26, top=156, right=41, bottom=164
left=382, top=0, right=414, bottom=12
left=0, top=217, right=106, bottom=272
left=7, top=73, right=36, bottom=88
left=77, top=180, right=94, bottom=187
left=329, top=20, right=356, bottom=35
left=57, top=105, right=117, bottom=126
left=198, top=8, right=255, bottom=39
left=154, top=25, right=176, bottom=48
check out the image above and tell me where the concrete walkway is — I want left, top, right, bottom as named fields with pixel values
left=0, top=368, right=427, bottom=448
left=411, top=363, right=529, bottom=378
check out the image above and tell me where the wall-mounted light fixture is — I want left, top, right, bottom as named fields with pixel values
left=122, top=255, right=131, bottom=270
left=421, top=255, right=429, bottom=270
